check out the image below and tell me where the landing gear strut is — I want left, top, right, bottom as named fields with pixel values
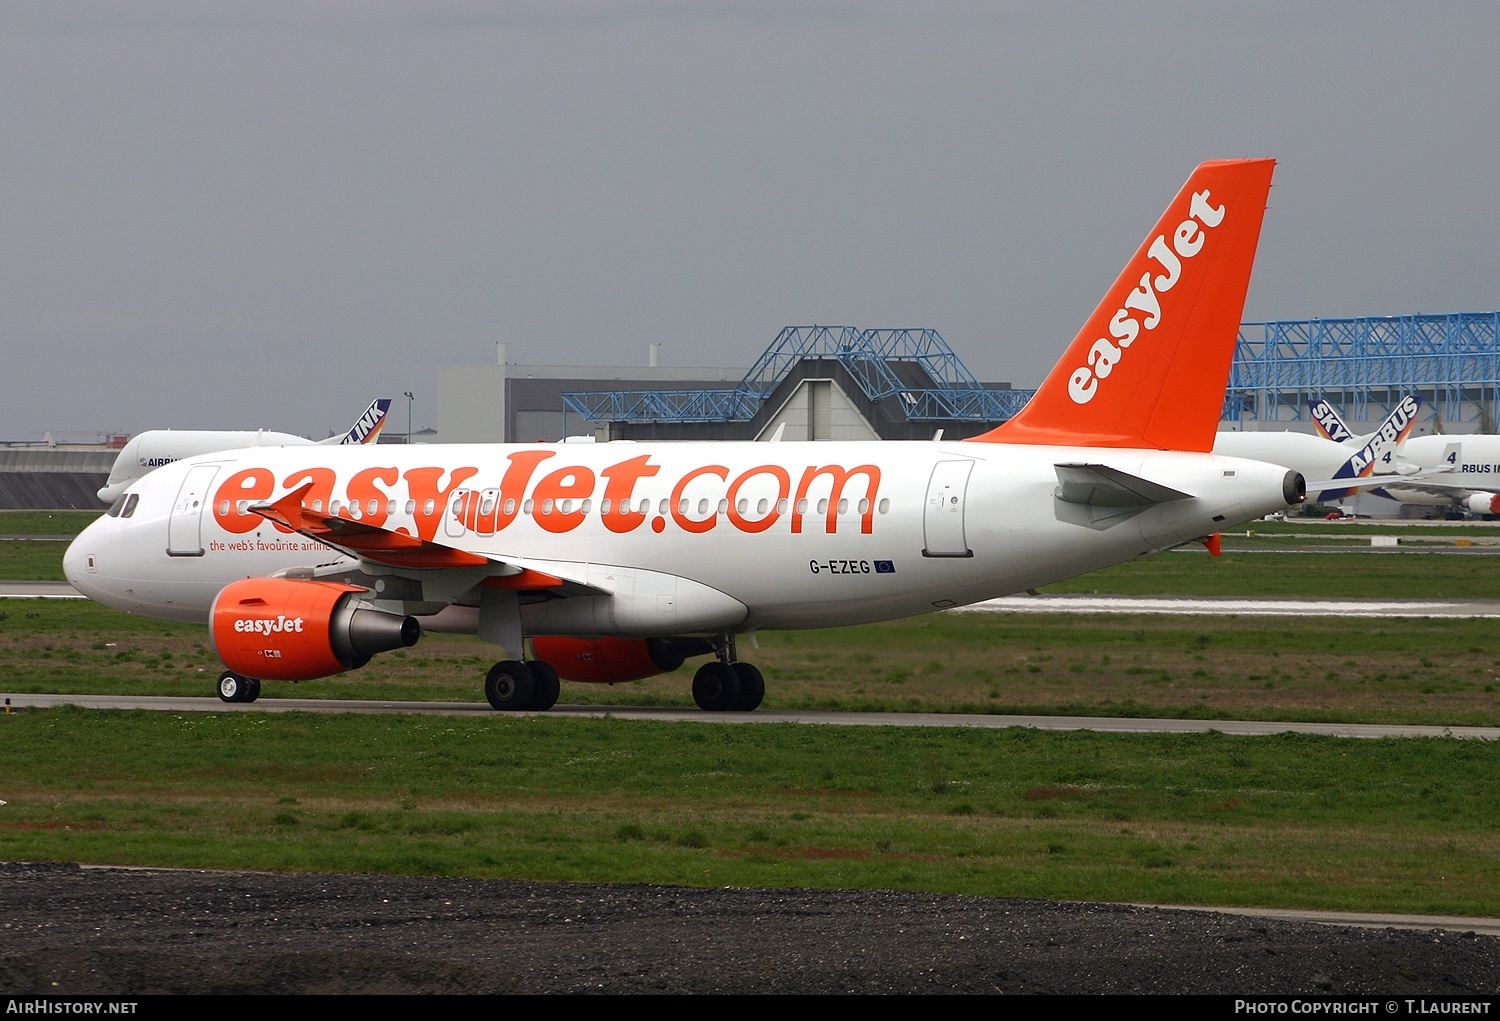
left=692, top=635, right=764, bottom=712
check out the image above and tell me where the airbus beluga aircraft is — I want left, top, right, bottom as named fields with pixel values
left=1305, top=396, right=1500, bottom=516
left=95, top=398, right=393, bottom=504
left=65, top=158, right=1305, bottom=712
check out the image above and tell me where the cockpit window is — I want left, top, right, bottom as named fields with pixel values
left=107, top=493, right=140, bottom=518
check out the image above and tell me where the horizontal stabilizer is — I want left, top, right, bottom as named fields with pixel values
left=1054, top=463, right=1194, bottom=508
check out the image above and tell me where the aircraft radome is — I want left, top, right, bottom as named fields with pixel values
left=66, top=159, right=1306, bottom=713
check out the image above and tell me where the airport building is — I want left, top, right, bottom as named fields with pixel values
left=1222, top=312, right=1500, bottom=434
left=0, top=437, right=124, bottom=510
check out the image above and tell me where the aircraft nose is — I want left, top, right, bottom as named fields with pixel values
left=63, top=519, right=106, bottom=596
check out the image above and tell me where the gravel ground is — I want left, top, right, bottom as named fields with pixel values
left=2, top=861, right=1498, bottom=995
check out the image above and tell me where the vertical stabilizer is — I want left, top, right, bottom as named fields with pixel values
left=1317, top=394, right=1424, bottom=500
left=972, top=159, right=1275, bottom=451
left=318, top=399, right=393, bottom=445
left=1308, top=397, right=1356, bottom=444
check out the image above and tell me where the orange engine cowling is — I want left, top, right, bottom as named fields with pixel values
left=211, top=577, right=420, bottom=681
left=531, top=636, right=709, bottom=684
left=1467, top=493, right=1500, bottom=516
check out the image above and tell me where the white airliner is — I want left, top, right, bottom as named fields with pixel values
left=1213, top=394, right=1426, bottom=505
left=1305, top=396, right=1499, bottom=515
left=65, top=159, right=1307, bottom=712
left=96, top=399, right=393, bottom=504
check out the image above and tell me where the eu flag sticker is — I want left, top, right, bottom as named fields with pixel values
left=874, top=560, right=895, bottom=574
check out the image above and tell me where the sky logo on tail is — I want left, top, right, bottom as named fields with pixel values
left=1308, top=397, right=1355, bottom=443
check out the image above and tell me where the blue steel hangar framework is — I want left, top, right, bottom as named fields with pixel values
left=1226, top=312, right=1500, bottom=430
left=561, top=313, right=1500, bottom=437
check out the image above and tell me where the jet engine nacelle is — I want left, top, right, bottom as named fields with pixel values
left=531, top=636, right=712, bottom=684
left=1467, top=493, right=1500, bottom=516
left=210, top=577, right=420, bottom=681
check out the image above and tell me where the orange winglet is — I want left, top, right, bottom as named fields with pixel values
left=1200, top=532, right=1222, bottom=557
left=252, top=483, right=489, bottom=569
left=480, top=569, right=566, bottom=590
left=971, top=159, right=1276, bottom=452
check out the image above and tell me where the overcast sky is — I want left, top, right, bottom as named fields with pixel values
left=2, top=1, right=1496, bottom=441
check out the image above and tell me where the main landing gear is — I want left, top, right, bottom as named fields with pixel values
left=479, top=634, right=764, bottom=713
left=691, top=635, right=764, bottom=712
left=483, top=659, right=561, bottom=712
left=217, top=670, right=261, bottom=704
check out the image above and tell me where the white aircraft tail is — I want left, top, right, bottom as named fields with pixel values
left=317, top=399, right=393, bottom=446
left=1307, top=397, right=1357, bottom=444
left=1315, top=395, right=1424, bottom=500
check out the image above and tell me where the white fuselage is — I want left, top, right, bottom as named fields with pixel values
left=97, top=429, right=313, bottom=504
left=1211, top=431, right=1356, bottom=486
left=65, top=440, right=1296, bottom=635
left=1376, top=434, right=1500, bottom=507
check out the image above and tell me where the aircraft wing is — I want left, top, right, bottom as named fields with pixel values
left=1371, top=477, right=1495, bottom=496
left=246, top=481, right=598, bottom=599
left=250, top=483, right=496, bottom=569
left=1305, top=466, right=1473, bottom=498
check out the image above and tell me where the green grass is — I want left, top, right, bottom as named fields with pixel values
left=9, top=509, right=1500, bottom=914
left=1042, top=549, right=1500, bottom=598
left=0, top=510, right=100, bottom=536
left=6, top=599, right=1500, bottom=726
left=1, top=708, right=1497, bottom=916
left=0, top=540, right=74, bottom=580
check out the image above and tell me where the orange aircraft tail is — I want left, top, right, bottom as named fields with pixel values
left=972, top=158, right=1275, bottom=452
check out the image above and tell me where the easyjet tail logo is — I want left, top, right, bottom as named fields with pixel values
left=1067, top=188, right=1227, bottom=405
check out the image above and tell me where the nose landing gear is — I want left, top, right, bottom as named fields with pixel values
left=217, top=670, right=261, bottom=703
